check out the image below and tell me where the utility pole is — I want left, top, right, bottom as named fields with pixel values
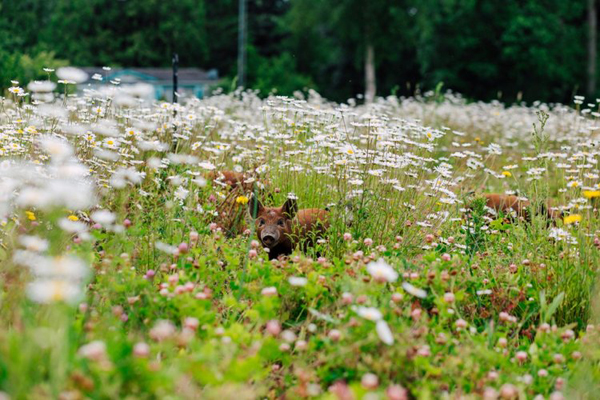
left=237, top=0, right=247, bottom=88
left=172, top=53, right=179, bottom=103
left=588, top=0, right=597, bottom=97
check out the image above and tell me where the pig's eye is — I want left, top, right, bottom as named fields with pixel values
left=258, top=219, right=265, bottom=226
left=277, top=219, right=285, bottom=226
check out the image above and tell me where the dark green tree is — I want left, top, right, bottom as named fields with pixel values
left=43, top=0, right=208, bottom=68
left=416, top=0, right=587, bottom=103
left=284, top=0, right=420, bottom=102
left=0, top=0, right=596, bottom=103
left=0, top=0, right=67, bottom=90
left=205, top=0, right=239, bottom=78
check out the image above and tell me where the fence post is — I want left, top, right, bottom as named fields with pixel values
left=172, top=53, right=179, bottom=103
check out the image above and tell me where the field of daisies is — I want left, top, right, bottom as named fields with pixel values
left=1, top=67, right=600, bottom=399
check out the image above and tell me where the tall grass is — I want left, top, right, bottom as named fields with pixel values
left=0, top=76, right=598, bottom=397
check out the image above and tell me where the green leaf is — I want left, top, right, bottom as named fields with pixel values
left=545, top=292, right=565, bottom=323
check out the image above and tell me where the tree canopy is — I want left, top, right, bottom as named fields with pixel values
left=0, top=0, right=595, bottom=103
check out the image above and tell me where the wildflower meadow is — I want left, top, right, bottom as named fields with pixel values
left=1, top=68, right=600, bottom=399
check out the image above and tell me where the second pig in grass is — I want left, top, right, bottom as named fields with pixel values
left=248, top=196, right=329, bottom=260
left=482, top=193, right=562, bottom=224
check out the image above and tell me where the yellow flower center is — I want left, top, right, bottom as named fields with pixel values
left=51, top=281, right=66, bottom=301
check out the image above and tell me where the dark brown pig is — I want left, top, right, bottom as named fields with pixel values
left=248, top=197, right=329, bottom=260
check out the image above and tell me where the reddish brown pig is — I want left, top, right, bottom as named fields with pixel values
left=482, top=193, right=561, bottom=224
left=248, top=197, right=329, bottom=260
left=207, top=170, right=254, bottom=191
left=484, top=194, right=529, bottom=219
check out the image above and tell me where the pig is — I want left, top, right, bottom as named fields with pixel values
left=206, top=171, right=274, bottom=237
left=248, top=197, right=329, bottom=260
left=206, top=170, right=254, bottom=191
left=483, top=194, right=529, bottom=219
left=481, top=193, right=561, bottom=224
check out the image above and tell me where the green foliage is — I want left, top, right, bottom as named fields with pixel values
left=416, top=0, right=587, bottom=103
left=463, top=196, right=492, bottom=257
left=42, top=0, right=208, bottom=67
left=250, top=50, right=314, bottom=96
left=0, top=50, right=67, bottom=93
left=0, top=82, right=600, bottom=397
left=284, top=0, right=420, bottom=100
left=0, top=0, right=66, bottom=90
left=0, top=0, right=595, bottom=102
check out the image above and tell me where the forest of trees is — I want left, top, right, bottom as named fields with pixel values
left=0, top=0, right=597, bottom=104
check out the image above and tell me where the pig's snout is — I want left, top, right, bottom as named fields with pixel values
left=261, top=228, right=281, bottom=247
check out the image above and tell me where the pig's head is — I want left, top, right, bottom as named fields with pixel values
left=248, top=197, right=298, bottom=249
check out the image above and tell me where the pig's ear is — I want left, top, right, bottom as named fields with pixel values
left=282, top=197, right=298, bottom=219
left=248, top=196, right=264, bottom=219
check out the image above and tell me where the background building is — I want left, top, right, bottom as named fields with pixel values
left=80, top=67, right=219, bottom=101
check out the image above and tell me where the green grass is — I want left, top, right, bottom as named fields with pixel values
left=0, top=82, right=599, bottom=398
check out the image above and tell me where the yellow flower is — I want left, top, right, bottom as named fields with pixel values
left=236, top=195, right=249, bottom=205
left=502, top=171, right=512, bottom=178
left=67, top=215, right=79, bottom=221
left=563, top=214, right=582, bottom=225
left=583, top=190, right=600, bottom=199
left=25, top=211, right=36, bottom=221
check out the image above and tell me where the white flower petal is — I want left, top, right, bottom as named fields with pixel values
left=402, top=282, right=427, bottom=299
left=376, top=320, right=394, bottom=345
